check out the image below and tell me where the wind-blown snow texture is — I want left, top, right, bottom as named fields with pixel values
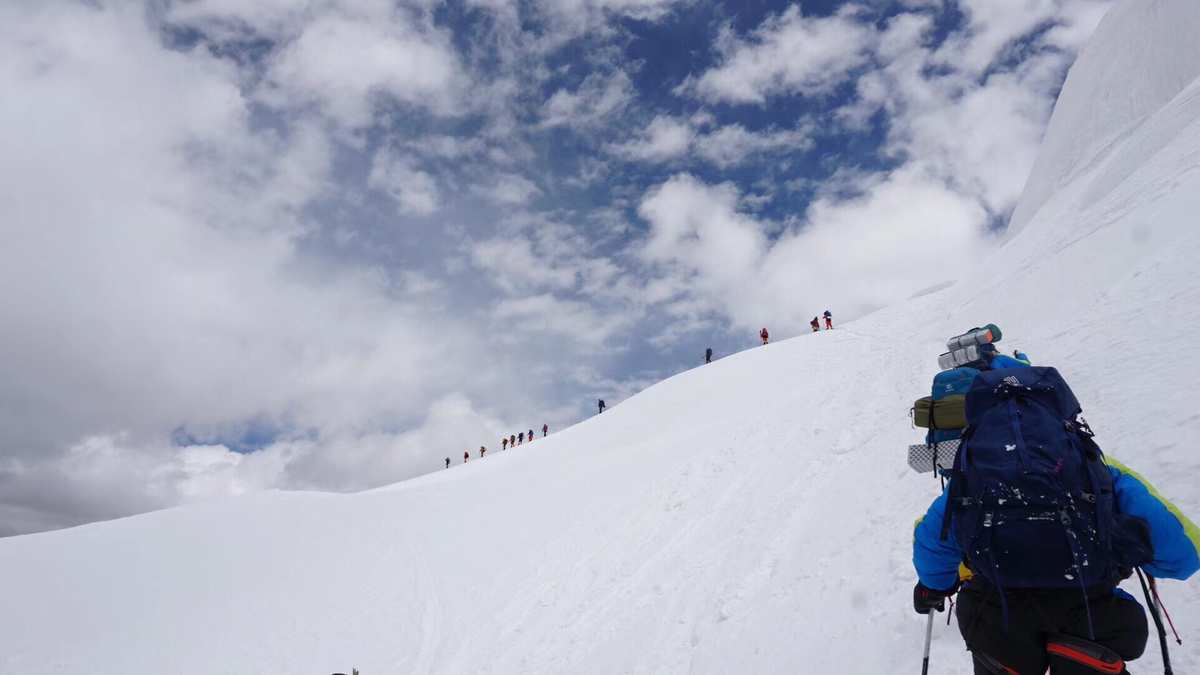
left=3, top=0, right=1200, bottom=672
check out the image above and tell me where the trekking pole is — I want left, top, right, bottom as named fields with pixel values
left=1137, top=568, right=1173, bottom=675
left=921, top=611, right=934, bottom=675
left=1148, top=576, right=1183, bottom=645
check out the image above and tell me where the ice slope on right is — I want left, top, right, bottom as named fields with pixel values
left=1007, top=0, right=1200, bottom=234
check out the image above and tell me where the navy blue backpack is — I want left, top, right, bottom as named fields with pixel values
left=941, top=367, right=1151, bottom=591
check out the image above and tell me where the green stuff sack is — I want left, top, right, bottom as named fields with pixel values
left=912, top=395, right=967, bottom=430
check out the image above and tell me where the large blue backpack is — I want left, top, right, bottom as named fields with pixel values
left=942, top=367, right=1151, bottom=590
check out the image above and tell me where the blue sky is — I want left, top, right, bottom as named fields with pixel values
left=0, top=0, right=1113, bottom=534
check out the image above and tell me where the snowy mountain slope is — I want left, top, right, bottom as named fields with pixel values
left=1008, top=0, right=1200, bottom=233
left=4, top=1, right=1200, bottom=673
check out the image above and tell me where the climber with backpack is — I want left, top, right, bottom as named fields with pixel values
left=910, top=326, right=1199, bottom=674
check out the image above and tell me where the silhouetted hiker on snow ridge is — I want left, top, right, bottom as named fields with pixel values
left=759, top=327, right=769, bottom=345
left=502, top=437, right=508, bottom=450
left=445, top=457, right=450, bottom=469
left=810, top=316, right=820, bottom=332
left=824, top=310, right=833, bottom=330
left=542, top=423, right=548, bottom=437
left=598, top=399, right=606, bottom=414
left=463, top=451, right=469, bottom=463
left=480, top=445, right=486, bottom=458
left=705, top=347, right=713, bottom=363
left=527, top=428, right=534, bottom=442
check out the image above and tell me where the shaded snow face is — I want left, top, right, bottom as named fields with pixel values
left=0, top=0, right=1115, bottom=534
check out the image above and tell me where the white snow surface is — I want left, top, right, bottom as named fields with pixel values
left=1008, top=0, right=1200, bottom=233
left=4, top=0, right=1200, bottom=672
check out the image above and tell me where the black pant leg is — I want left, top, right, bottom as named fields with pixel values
left=956, top=585, right=1050, bottom=675
left=1056, top=590, right=1148, bottom=663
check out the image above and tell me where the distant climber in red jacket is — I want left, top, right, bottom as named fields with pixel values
left=823, top=310, right=833, bottom=330
left=760, top=327, right=769, bottom=345
left=542, top=423, right=548, bottom=437
left=810, top=316, right=820, bottom=332
left=463, top=450, right=469, bottom=463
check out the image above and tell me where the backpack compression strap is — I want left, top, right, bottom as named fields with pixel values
left=1046, top=635, right=1125, bottom=674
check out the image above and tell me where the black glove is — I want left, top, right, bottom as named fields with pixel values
left=913, top=582, right=952, bottom=615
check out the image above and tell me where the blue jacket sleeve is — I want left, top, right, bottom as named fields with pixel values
left=1109, top=463, right=1200, bottom=580
left=913, top=489, right=963, bottom=591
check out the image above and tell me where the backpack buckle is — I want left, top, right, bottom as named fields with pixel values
left=1077, top=417, right=1096, bottom=437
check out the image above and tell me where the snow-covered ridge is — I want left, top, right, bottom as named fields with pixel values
left=4, top=0, right=1200, bottom=672
left=1008, top=0, right=1200, bottom=232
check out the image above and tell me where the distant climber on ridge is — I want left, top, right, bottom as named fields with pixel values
left=705, top=347, right=713, bottom=363
left=527, top=428, right=534, bottom=442
left=910, top=327, right=1199, bottom=674
left=463, top=450, right=469, bottom=463
left=810, top=316, right=820, bottom=332
left=479, top=445, right=486, bottom=458
left=759, top=327, right=769, bottom=345
left=444, top=457, right=450, bottom=469
left=502, top=437, right=508, bottom=450
left=542, top=423, right=548, bottom=437
left=518, top=431, right=524, bottom=445
left=823, top=310, right=833, bottom=330
left=510, top=433, right=516, bottom=447
left=598, top=399, right=606, bottom=414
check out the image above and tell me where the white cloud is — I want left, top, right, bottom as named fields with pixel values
left=832, top=3, right=1110, bottom=218
left=493, top=294, right=631, bottom=347
left=265, top=15, right=466, bottom=127
left=479, top=173, right=542, bottom=206
left=369, top=148, right=441, bottom=215
left=635, top=169, right=989, bottom=332
left=610, top=117, right=810, bottom=168
left=169, top=1, right=469, bottom=128
left=685, top=5, right=875, bottom=105
left=693, top=123, right=812, bottom=168
left=511, top=0, right=688, bottom=45
left=637, top=175, right=768, bottom=308
left=0, top=0, right=1118, bottom=537
left=609, top=115, right=695, bottom=162
left=0, top=1, right=586, bottom=535
left=1044, top=0, right=1115, bottom=51
left=542, top=70, right=635, bottom=128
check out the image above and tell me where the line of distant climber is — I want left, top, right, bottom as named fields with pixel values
left=756, top=310, right=833, bottom=348
left=447, top=423, right=550, bottom=467
left=450, top=310, right=835, bottom=468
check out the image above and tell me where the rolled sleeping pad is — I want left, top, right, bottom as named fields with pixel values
left=938, top=344, right=982, bottom=371
left=945, top=323, right=1002, bottom=352
left=912, top=395, right=967, bottom=429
